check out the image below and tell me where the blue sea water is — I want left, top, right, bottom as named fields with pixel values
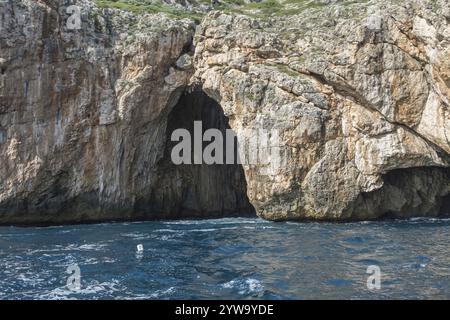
left=0, top=217, right=449, bottom=300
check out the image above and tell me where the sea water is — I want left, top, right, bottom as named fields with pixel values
left=0, top=217, right=449, bottom=299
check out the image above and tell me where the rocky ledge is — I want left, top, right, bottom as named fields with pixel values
left=0, top=0, right=449, bottom=225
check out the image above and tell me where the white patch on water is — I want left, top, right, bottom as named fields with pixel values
left=152, top=230, right=186, bottom=241
left=187, top=227, right=239, bottom=232
left=405, top=217, right=450, bottom=223
left=82, top=257, right=116, bottom=265
left=149, top=286, right=176, bottom=298
left=39, top=279, right=123, bottom=300
left=156, top=226, right=273, bottom=233
left=17, top=273, right=46, bottom=284
left=154, top=229, right=185, bottom=233
left=27, top=243, right=108, bottom=254
left=243, top=226, right=275, bottom=230
left=120, top=232, right=152, bottom=240
left=357, top=221, right=373, bottom=225
left=221, top=278, right=264, bottom=296
left=58, top=229, right=75, bottom=234
left=77, top=244, right=107, bottom=251
left=119, top=286, right=176, bottom=300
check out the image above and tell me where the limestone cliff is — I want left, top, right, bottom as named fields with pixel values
left=0, top=0, right=448, bottom=225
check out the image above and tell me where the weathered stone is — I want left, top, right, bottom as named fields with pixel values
left=192, top=0, right=450, bottom=221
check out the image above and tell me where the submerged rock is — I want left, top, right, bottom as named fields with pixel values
left=0, top=0, right=448, bottom=224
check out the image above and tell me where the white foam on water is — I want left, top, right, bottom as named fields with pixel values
left=119, top=286, right=176, bottom=300
left=27, top=243, right=108, bottom=254
left=179, top=226, right=272, bottom=233
left=17, top=273, right=46, bottom=284
left=82, top=257, right=116, bottom=265
left=243, top=226, right=275, bottom=230
left=155, top=229, right=186, bottom=233
left=221, top=278, right=264, bottom=296
left=164, top=218, right=268, bottom=226
left=39, top=279, right=123, bottom=300
left=119, top=232, right=152, bottom=240
left=149, top=286, right=176, bottom=298
left=77, top=244, right=107, bottom=251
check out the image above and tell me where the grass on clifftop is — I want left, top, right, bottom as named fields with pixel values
left=94, top=0, right=204, bottom=21
left=94, top=0, right=370, bottom=20
left=94, top=0, right=323, bottom=18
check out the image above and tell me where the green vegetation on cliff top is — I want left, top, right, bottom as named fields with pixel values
left=93, top=0, right=364, bottom=20
left=95, top=0, right=204, bottom=20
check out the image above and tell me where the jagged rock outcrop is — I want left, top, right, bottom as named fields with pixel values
left=0, top=0, right=448, bottom=224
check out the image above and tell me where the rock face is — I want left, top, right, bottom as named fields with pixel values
left=0, top=0, right=198, bottom=224
left=0, top=0, right=449, bottom=224
left=193, top=1, right=450, bottom=221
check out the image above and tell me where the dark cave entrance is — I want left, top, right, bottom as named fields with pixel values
left=347, top=166, right=450, bottom=219
left=148, top=89, right=256, bottom=219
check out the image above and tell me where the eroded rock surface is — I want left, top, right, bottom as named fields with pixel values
left=0, top=0, right=449, bottom=224
left=0, top=0, right=197, bottom=224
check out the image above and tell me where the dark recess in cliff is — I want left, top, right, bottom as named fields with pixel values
left=345, top=167, right=450, bottom=219
left=136, top=88, right=256, bottom=218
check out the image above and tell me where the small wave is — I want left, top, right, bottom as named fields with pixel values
left=83, top=257, right=117, bottom=265
left=120, top=287, right=176, bottom=300
left=221, top=278, right=264, bottom=296
left=164, top=218, right=267, bottom=226
left=243, top=226, right=275, bottom=230
left=154, top=229, right=185, bottom=233
left=408, top=217, right=450, bottom=223
left=356, top=220, right=374, bottom=225
left=166, top=226, right=272, bottom=233
left=27, top=243, right=108, bottom=254
left=77, top=244, right=107, bottom=251
left=188, top=227, right=240, bottom=232
left=159, top=235, right=172, bottom=241
left=120, top=232, right=150, bottom=240
left=17, top=273, right=46, bottom=284
left=39, top=280, right=123, bottom=300
left=149, top=286, right=176, bottom=298
left=157, top=227, right=240, bottom=233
